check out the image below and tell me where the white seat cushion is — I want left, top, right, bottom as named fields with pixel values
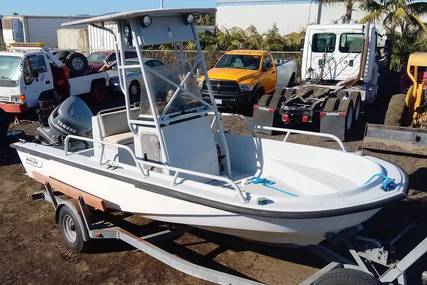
left=103, top=132, right=134, bottom=145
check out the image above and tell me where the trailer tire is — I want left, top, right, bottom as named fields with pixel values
left=338, top=99, right=354, bottom=131
left=350, top=91, right=362, bottom=122
left=384, top=93, right=410, bottom=127
left=58, top=205, right=90, bottom=252
left=323, top=98, right=339, bottom=112
left=313, top=268, right=380, bottom=285
left=66, top=53, right=88, bottom=77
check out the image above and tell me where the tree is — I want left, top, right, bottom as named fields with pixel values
left=360, top=0, right=427, bottom=39
left=360, top=0, right=427, bottom=69
left=316, top=0, right=361, bottom=23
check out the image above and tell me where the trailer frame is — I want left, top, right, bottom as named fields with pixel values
left=33, top=183, right=426, bottom=285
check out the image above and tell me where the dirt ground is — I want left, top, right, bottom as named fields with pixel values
left=0, top=107, right=426, bottom=284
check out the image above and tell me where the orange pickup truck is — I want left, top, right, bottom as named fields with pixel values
left=200, top=50, right=297, bottom=112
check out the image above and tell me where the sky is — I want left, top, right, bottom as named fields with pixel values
left=0, top=0, right=217, bottom=16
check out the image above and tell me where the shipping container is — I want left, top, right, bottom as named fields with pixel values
left=1, top=15, right=86, bottom=47
left=57, top=27, right=89, bottom=52
left=88, top=23, right=118, bottom=52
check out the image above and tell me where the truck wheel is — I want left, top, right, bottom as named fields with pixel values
left=313, top=268, right=380, bottom=285
left=66, top=53, right=88, bottom=77
left=384, top=93, right=410, bottom=126
left=350, top=91, right=362, bottom=121
left=91, top=82, right=107, bottom=105
left=0, top=109, right=10, bottom=145
left=338, top=99, right=354, bottom=131
left=58, top=205, right=90, bottom=252
left=129, top=81, right=141, bottom=101
left=323, top=98, right=339, bottom=112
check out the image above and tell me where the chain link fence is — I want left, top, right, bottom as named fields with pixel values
left=142, top=50, right=302, bottom=76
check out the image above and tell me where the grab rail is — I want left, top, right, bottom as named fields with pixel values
left=219, top=113, right=347, bottom=152
left=64, top=135, right=247, bottom=203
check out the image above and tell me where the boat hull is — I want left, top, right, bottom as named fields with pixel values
left=16, top=147, right=382, bottom=246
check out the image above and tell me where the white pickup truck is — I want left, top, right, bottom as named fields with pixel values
left=0, top=46, right=109, bottom=114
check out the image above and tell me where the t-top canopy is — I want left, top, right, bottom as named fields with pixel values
left=62, top=8, right=216, bottom=27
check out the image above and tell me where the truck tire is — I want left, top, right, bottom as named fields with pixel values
left=129, top=81, right=141, bottom=101
left=0, top=109, right=10, bottom=145
left=338, top=99, right=354, bottom=131
left=38, top=90, right=58, bottom=127
left=350, top=91, right=362, bottom=121
left=384, top=93, right=410, bottom=127
left=58, top=205, right=91, bottom=252
left=313, top=268, right=380, bottom=285
left=323, top=98, right=339, bottom=112
left=91, top=81, right=108, bottom=105
left=66, top=53, right=88, bottom=77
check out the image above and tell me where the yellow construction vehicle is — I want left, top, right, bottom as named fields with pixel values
left=363, top=52, right=427, bottom=156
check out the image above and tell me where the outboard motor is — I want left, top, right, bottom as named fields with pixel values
left=37, top=96, right=92, bottom=145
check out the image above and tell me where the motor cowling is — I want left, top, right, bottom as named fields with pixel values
left=37, top=96, right=92, bottom=145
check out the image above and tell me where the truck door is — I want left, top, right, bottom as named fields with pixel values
left=335, top=32, right=365, bottom=81
left=308, top=33, right=337, bottom=81
left=22, top=54, right=54, bottom=108
left=261, top=54, right=276, bottom=93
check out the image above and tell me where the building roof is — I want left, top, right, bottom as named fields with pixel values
left=62, top=8, right=216, bottom=27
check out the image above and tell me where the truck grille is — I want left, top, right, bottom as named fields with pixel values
left=0, top=96, right=10, bottom=102
left=202, top=80, right=239, bottom=95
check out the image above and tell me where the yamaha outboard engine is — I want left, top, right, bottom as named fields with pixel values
left=37, top=96, right=92, bottom=145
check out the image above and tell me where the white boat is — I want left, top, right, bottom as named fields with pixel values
left=13, top=8, right=408, bottom=246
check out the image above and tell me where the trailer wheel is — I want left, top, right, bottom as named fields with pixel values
left=313, top=268, right=380, bottom=285
left=350, top=92, right=362, bottom=122
left=66, top=53, right=88, bottom=77
left=384, top=93, right=410, bottom=127
left=323, top=98, right=340, bottom=112
left=338, top=99, right=354, bottom=131
left=58, top=206, right=90, bottom=252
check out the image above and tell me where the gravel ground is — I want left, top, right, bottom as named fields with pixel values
left=0, top=110, right=426, bottom=284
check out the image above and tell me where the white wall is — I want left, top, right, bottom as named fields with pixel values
left=217, top=0, right=388, bottom=34
left=2, top=16, right=85, bottom=47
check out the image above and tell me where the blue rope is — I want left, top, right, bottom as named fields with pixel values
left=250, top=177, right=298, bottom=197
left=363, top=173, right=401, bottom=191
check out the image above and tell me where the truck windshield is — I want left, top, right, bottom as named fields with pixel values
left=215, top=54, right=260, bottom=70
left=0, top=56, right=21, bottom=86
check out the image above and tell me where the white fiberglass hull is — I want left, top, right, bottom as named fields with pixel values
left=14, top=142, right=406, bottom=246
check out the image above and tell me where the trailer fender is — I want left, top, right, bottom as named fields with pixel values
left=54, top=200, right=89, bottom=241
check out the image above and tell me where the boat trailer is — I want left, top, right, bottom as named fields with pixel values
left=33, top=184, right=426, bottom=285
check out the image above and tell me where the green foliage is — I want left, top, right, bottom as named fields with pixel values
left=360, top=0, right=427, bottom=70
left=197, top=24, right=305, bottom=52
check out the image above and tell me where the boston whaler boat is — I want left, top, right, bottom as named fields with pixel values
left=13, top=9, right=408, bottom=247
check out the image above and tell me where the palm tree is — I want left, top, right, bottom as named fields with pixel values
left=359, top=0, right=427, bottom=39
left=316, top=0, right=361, bottom=23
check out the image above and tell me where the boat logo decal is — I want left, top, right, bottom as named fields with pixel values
left=25, top=156, right=43, bottom=168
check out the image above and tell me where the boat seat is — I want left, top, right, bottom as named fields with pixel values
left=103, top=132, right=134, bottom=145
left=97, top=108, right=139, bottom=145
